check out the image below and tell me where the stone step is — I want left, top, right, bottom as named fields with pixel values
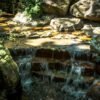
left=31, top=60, right=95, bottom=76
left=32, top=70, right=95, bottom=84
left=9, top=46, right=92, bottom=61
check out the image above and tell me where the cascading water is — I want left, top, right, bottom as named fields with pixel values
left=10, top=46, right=99, bottom=100
left=15, top=48, right=37, bottom=100
left=61, top=63, right=86, bottom=99
left=41, top=61, right=54, bottom=82
left=17, top=55, right=33, bottom=100
left=61, top=51, right=88, bottom=100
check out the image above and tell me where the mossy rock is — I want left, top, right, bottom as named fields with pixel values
left=0, top=42, right=19, bottom=99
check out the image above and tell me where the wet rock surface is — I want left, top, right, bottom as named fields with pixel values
left=87, top=81, right=100, bottom=100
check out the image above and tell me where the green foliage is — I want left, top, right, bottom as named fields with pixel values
left=20, top=0, right=43, bottom=18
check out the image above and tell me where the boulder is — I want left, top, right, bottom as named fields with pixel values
left=42, top=0, right=71, bottom=16
left=87, top=81, right=100, bottom=100
left=70, top=0, right=100, bottom=21
left=0, top=41, right=19, bottom=99
left=50, top=18, right=83, bottom=32
left=82, top=25, right=100, bottom=36
left=93, top=27, right=100, bottom=35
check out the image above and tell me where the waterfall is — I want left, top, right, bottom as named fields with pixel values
left=9, top=45, right=99, bottom=100
left=17, top=55, right=33, bottom=100
left=61, top=51, right=86, bottom=99
left=41, top=61, right=54, bottom=82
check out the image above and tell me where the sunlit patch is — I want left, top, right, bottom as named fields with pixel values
left=0, top=23, right=8, bottom=27
left=3, top=27, right=10, bottom=31
left=76, top=44, right=90, bottom=50
left=0, top=17, right=8, bottom=23
left=6, top=21, right=17, bottom=25
left=72, top=31, right=84, bottom=36
left=79, top=36, right=92, bottom=41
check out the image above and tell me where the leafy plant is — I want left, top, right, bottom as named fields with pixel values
left=19, top=0, right=43, bottom=18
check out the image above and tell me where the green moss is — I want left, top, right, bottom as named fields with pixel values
left=0, top=50, right=7, bottom=56
left=0, top=59, right=7, bottom=64
left=0, top=45, right=4, bottom=49
left=4, top=55, right=12, bottom=62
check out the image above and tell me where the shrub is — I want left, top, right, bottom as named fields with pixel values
left=19, top=0, right=43, bottom=18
